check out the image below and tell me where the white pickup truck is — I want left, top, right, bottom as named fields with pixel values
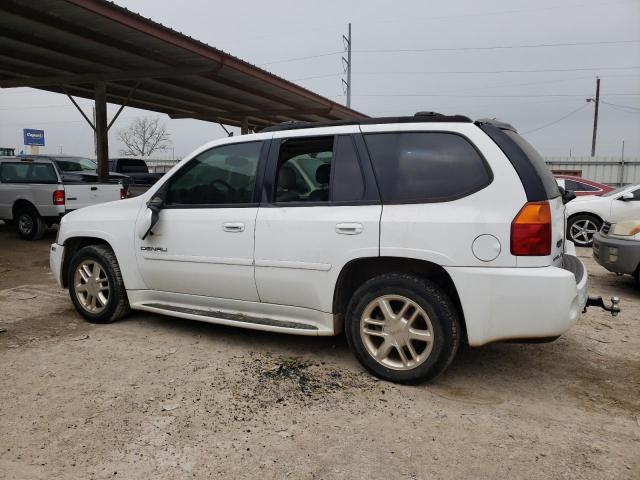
left=0, top=156, right=126, bottom=240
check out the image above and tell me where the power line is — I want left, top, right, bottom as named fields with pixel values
left=292, top=66, right=640, bottom=81
left=352, top=93, right=639, bottom=98
left=355, top=66, right=640, bottom=76
left=600, top=103, right=640, bottom=114
left=521, top=104, right=590, bottom=134
left=258, top=39, right=640, bottom=67
left=600, top=100, right=640, bottom=111
left=355, top=39, right=640, bottom=54
left=259, top=51, right=342, bottom=66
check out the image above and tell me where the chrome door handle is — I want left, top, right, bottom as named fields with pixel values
left=335, top=222, right=363, bottom=235
left=223, top=222, right=245, bottom=233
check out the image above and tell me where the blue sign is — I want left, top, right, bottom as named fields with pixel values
left=23, top=129, right=45, bottom=146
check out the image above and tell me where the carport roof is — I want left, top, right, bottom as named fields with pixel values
left=0, top=0, right=367, bottom=129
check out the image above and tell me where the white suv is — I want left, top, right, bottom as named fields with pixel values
left=50, top=113, right=594, bottom=383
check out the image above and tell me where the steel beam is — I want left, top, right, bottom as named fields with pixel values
left=94, top=82, right=109, bottom=183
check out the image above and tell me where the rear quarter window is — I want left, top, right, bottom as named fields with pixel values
left=363, top=132, right=492, bottom=203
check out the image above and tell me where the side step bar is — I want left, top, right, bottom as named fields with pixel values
left=142, top=302, right=319, bottom=331
left=583, top=296, right=621, bottom=317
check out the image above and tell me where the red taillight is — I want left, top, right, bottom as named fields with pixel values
left=511, top=201, right=551, bottom=256
left=120, top=188, right=126, bottom=200
left=53, top=189, right=65, bottom=206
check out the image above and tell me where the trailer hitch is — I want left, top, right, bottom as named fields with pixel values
left=583, top=296, right=620, bottom=317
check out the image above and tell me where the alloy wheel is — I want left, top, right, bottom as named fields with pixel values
left=74, top=260, right=110, bottom=314
left=570, top=219, right=598, bottom=245
left=360, top=294, right=434, bottom=371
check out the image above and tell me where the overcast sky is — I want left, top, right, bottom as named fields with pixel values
left=1, top=0, right=639, bottom=159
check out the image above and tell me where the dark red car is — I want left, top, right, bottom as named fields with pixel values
left=554, top=175, right=614, bottom=196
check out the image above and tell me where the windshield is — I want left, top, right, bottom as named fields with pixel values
left=55, top=157, right=97, bottom=172
left=602, top=186, right=629, bottom=197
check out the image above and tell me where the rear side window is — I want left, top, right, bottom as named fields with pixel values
left=364, top=132, right=491, bottom=203
left=0, top=162, right=57, bottom=184
left=118, top=159, right=148, bottom=173
left=568, top=179, right=599, bottom=192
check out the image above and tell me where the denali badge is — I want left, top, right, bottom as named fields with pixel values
left=140, top=246, right=167, bottom=252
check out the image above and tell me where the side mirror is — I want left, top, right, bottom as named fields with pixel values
left=619, top=191, right=635, bottom=201
left=137, top=195, right=164, bottom=240
left=558, top=186, right=576, bottom=204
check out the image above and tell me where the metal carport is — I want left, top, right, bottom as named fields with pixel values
left=0, top=0, right=367, bottom=180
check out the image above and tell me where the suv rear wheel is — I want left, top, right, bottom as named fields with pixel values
left=345, top=273, right=460, bottom=384
left=16, top=206, right=46, bottom=240
left=68, top=245, right=130, bottom=323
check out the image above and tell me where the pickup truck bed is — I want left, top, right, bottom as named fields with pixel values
left=0, top=156, right=124, bottom=240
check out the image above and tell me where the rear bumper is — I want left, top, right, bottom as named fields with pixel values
left=49, top=243, right=65, bottom=288
left=593, top=233, right=640, bottom=276
left=445, top=255, right=587, bottom=346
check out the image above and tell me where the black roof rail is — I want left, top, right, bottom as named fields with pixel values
left=260, top=112, right=472, bottom=133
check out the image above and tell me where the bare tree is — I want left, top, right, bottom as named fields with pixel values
left=117, top=117, right=172, bottom=156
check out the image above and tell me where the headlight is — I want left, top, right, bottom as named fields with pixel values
left=611, top=220, right=640, bottom=236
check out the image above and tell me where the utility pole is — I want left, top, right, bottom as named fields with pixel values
left=587, top=77, right=600, bottom=157
left=342, top=23, right=352, bottom=108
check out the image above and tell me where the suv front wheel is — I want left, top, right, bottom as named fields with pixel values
left=345, top=273, right=460, bottom=384
left=68, top=245, right=130, bottom=323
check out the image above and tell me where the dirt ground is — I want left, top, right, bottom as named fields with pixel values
left=0, top=221, right=638, bottom=480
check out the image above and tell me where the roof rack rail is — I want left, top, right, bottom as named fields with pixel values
left=260, top=113, right=472, bottom=133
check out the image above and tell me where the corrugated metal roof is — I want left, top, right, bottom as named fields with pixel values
left=0, top=0, right=367, bottom=128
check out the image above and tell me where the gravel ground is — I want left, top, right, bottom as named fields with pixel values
left=0, top=221, right=638, bottom=480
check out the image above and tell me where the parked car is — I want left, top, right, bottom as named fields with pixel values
left=50, top=113, right=617, bottom=384
left=555, top=175, right=613, bottom=196
left=0, top=156, right=126, bottom=240
left=19, top=155, right=130, bottom=186
left=565, top=185, right=640, bottom=246
left=593, top=220, right=640, bottom=281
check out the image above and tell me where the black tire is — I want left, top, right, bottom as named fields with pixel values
left=15, top=206, right=46, bottom=240
left=345, top=273, right=460, bottom=384
left=67, top=244, right=130, bottom=324
left=567, top=214, right=601, bottom=247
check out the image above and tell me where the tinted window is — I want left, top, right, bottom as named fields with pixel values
left=30, top=163, right=58, bottom=183
left=55, top=157, right=97, bottom=172
left=165, top=142, right=261, bottom=205
left=503, top=131, right=559, bottom=199
left=117, top=159, right=148, bottom=173
left=0, top=163, right=30, bottom=182
left=633, top=188, right=640, bottom=200
left=564, top=179, right=599, bottom=192
left=332, top=135, right=364, bottom=202
left=364, top=132, right=491, bottom=203
left=275, top=136, right=333, bottom=203
left=0, top=162, right=57, bottom=183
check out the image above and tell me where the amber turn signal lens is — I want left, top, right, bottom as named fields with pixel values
left=511, top=201, right=552, bottom=256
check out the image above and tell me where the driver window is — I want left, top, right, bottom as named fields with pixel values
left=275, top=136, right=333, bottom=203
left=165, top=142, right=262, bottom=205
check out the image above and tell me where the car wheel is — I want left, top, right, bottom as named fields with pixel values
left=16, top=207, right=46, bottom=240
left=345, top=273, right=460, bottom=384
left=68, top=245, right=130, bottom=324
left=568, top=214, right=601, bottom=247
